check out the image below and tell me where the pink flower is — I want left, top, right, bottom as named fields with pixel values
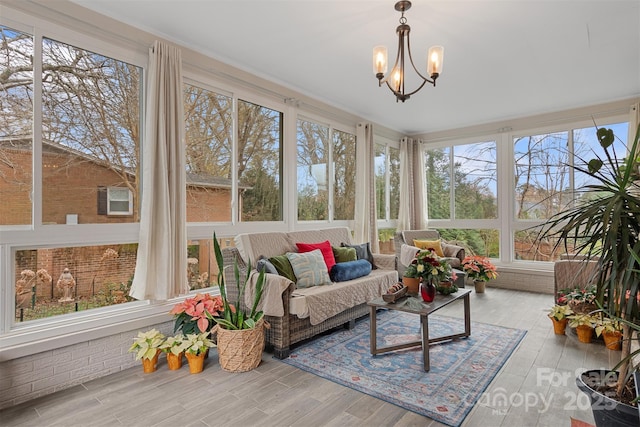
left=169, top=293, right=224, bottom=333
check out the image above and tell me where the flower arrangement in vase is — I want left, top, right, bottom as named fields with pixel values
left=409, top=249, right=455, bottom=302
left=461, top=256, right=498, bottom=293
left=128, top=328, right=165, bottom=373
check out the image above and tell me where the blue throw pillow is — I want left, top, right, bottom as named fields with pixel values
left=330, top=259, right=372, bottom=282
left=257, top=257, right=278, bottom=274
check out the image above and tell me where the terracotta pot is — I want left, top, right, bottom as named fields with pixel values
left=602, top=330, right=622, bottom=351
left=141, top=350, right=160, bottom=373
left=549, top=316, right=568, bottom=335
left=166, top=351, right=183, bottom=370
left=185, top=352, right=206, bottom=374
left=576, top=325, right=594, bottom=343
left=474, top=280, right=486, bottom=293
left=403, top=276, right=420, bottom=294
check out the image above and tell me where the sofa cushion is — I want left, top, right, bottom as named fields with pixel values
left=296, top=240, right=336, bottom=271
left=286, top=249, right=332, bottom=288
left=413, top=239, right=445, bottom=257
left=268, top=254, right=297, bottom=283
left=330, top=259, right=372, bottom=282
left=341, top=242, right=376, bottom=269
left=257, top=256, right=278, bottom=274
left=332, top=246, right=357, bottom=263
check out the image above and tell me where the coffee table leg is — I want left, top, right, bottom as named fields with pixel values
left=421, top=314, right=430, bottom=371
left=464, top=292, right=471, bottom=337
left=370, top=306, right=377, bottom=355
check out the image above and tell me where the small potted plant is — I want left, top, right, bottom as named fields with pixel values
left=567, top=313, right=597, bottom=343
left=548, top=304, right=573, bottom=335
left=182, top=332, right=216, bottom=374
left=461, top=255, right=498, bottom=293
left=159, top=334, right=187, bottom=370
left=402, top=263, right=420, bottom=294
left=127, top=328, right=165, bottom=373
left=594, top=315, right=623, bottom=351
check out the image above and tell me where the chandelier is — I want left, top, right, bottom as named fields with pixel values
left=373, top=1, right=443, bottom=103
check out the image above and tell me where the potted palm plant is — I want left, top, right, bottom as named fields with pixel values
left=535, top=124, right=640, bottom=426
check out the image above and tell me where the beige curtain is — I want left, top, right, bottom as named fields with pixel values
left=130, top=41, right=188, bottom=301
left=397, top=137, right=427, bottom=231
left=354, top=123, right=379, bottom=252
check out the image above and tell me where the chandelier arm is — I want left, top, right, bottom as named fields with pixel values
left=405, top=35, right=434, bottom=84
left=377, top=31, right=405, bottom=86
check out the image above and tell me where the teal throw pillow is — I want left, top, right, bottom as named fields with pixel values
left=286, top=249, right=332, bottom=288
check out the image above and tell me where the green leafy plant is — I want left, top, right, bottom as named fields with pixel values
left=567, top=313, right=597, bottom=328
left=159, top=334, right=187, bottom=355
left=594, top=315, right=622, bottom=337
left=182, top=332, right=215, bottom=355
left=127, top=329, right=165, bottom=360
left=212, top=232, right=266, bottom=330
left=535, top=123, right=640, bottom=399
left=548, top=304, right=573, bottom=321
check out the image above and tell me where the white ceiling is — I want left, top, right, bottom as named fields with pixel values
left=71, top=0, right=640, bottom=135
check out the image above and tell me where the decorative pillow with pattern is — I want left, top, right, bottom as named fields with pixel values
left=286, top=249, right=332, bottom=288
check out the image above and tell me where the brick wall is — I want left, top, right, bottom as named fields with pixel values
left=0, top=320, right=174, bottom=410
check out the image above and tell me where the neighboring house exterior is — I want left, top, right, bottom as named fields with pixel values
left=3, top=138, right=234, bottom=303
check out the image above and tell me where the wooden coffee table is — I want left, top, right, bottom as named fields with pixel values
left=367, top=289, right=471, bottom=372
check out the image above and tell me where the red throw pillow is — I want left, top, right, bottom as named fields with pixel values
left=296, top=240, right=336, bottom=271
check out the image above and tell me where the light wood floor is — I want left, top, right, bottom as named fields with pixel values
left=0, top=288, right=617, bottom=427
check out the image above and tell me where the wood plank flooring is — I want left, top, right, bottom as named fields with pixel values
left=0, top=288, right=616, bottom=427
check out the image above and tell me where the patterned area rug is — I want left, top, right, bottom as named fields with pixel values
left=280, top=309, right=526, bottom=427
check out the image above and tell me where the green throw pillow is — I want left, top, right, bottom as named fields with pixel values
left=332, top=246, right=357, bottom=263
left=268, top=254, right=297, bottom=283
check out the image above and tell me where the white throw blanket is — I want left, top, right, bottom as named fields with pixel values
left=400, top=244, right=420, bottom=267
left=243, top=271, right=292, bottom=317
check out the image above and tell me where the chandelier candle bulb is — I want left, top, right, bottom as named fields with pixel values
left=427, top=46, right=444, bottom=77
left=373, top=46, right=388, bottom=75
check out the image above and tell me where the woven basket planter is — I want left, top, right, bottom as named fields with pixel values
left=213, top=319, right=268, bottom=372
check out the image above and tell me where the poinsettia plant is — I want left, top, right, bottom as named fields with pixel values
left=169, top=292, right=224, bottom=335
left=127, top=328, right=165, bottom=360
left=461, top=256, right=498, bottom=282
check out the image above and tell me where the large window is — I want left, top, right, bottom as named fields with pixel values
left=184, top=83, right=233, bottom=222
left=514, top=122, right=629, bottom=261
left=238, top=99, right=283, bottom=222
left=297, top=119, right=329, bottom=220
left=0, top=26, right=33, bottom=225
left=296, top=118, right=355, bottom=222
left=425, top=141, right=499, bottom=257
left=42, top=37, right=141, bottom=225
left=1, top=23, right=143, bottom=325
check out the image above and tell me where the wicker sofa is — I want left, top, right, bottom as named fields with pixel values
left=227, top=227, right=397, bottom=359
